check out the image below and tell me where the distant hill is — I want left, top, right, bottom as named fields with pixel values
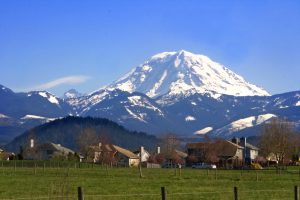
left=5, top=116, right=159, bottom=153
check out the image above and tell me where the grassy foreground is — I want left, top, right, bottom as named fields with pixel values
left=0, top=162, right=299, bottom=199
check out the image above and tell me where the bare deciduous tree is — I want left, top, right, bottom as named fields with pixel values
left=160, top=133, right=180, bottom=158
left=260, top=118, right=299, bottom=164
left=76, top=128, right=99, bottom=159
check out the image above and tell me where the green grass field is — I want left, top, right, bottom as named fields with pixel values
left=0, top=161, right=299, bottom=199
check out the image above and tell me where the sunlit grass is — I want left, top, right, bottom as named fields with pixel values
left=0, top=162, right=299, bottom=199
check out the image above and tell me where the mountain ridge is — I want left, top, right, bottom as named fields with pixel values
left=0, top=50, right=299, bottom=143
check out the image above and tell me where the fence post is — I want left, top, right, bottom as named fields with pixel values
left=215, top=169, right=217, bottom=180
left=234, top=186, right=238, bottom=200
left=256, top=171, right=258, bottom=181
left=161, top=187, right=166, bottom=200
left=295, top=185, right=299, bottom=200
left=78, top=186, right=84, bottom=200
left=34, top=162, right=36, bottom=175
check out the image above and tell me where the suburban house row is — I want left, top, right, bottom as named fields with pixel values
left=0, top=137, right=261, bottom=168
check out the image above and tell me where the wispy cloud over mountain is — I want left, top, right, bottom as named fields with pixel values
left=28, top=75, right=91, bottom=91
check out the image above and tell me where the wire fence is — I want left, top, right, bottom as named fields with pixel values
left=0, top=162, right=300, bottom=200
left=0, top=187, right=298, bottom=200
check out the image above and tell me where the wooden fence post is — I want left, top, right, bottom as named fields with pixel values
left=179, top=167, right=182, bottom=178
left=78, top=186, right=84, bottom=200
left=215, top=169, right=217, bottom=180
left=34, top=162, right=37, bottom=175
left=161, top=187, right=166, bottom=200
left=295, top=185, right=299, bottom=200
left=234, top=186, right=238, bottom=200
left=256, top=171, right=258, bottom=181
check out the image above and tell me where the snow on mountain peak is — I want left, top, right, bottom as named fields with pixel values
left=107, top=50, right=270, bottom=98
left=213, top=113, right=277, bottom=137
left=37, top=91, right=60, bottom=105
left=63, top=89, right=83, bottom=99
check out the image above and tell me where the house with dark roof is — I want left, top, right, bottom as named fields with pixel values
left=187, top=140, right=244, bottom=168
left=23, top=139, right=76, bottom=160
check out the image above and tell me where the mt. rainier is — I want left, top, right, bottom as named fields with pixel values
left=107, top=50, right=269, bottom=98
left=1, top=51, right=300, bottom=143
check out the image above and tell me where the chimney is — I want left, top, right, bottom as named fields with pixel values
left=240, top=137, right=247, bottom=148
left=231, top=137, right=240, bottom=145
left=240, top=137, right=247, bottom=163
left=30, top=139, right=34, bottom=148
left=157, top=146, right=161, bottom=154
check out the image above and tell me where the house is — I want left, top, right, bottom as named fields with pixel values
left=0, top=148, right=14, bottom=161
left=187, top=140, right=244, bottom=168
left=23, top=139, right=76, bottom=160
left=163, top=149, right=188, bottom=167
left=89, top=143, right=140, bottom=167
left=133, top=146, right=151, bottom=162
left=231, top=137, right=259, bottom=164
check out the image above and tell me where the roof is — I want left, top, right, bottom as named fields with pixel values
left=90, top=144, right=139, bottom=159
left=187, top=140, right=244, bottom=149
left=187, top=140, right=243, bottom=158
left=113, top=145, right=139, bottom=159
left=174, top=149, right=188, bottom=158
left=246, top=143, right=259, bottom=150
left=225, top=140, right=244, bottom=149
left=187, top=142, right=212, bottom=149
left=50, top=143, right=74, bottom=154
left=0, top=152, right=14, bottom=160
left=217, top=140, right=242, bottom=158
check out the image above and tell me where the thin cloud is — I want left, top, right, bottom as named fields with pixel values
left=29, top=75, right=91, bottom=91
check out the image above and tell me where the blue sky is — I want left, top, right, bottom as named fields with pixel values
left=0, top=0, right=300, bottom=96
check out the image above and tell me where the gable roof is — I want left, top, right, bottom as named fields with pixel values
left=187, top=140, right=243, bottom=158
left=49, top=143, right=74, bottom=154
left=246, top=143, right=259, bottom=150
left=113, top=145, right=139, bottom=159
left=174, top=149, right=188, bottom=158
left=225, top=140, right=244, bottom=149
left=90, top=143, right=139, bottom=159
left=217, top=140, right=242, bottom=158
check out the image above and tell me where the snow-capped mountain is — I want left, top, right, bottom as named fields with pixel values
left=63, top=89, right=83, bottom=99
left=0, top=50, right=299, bottom=144
left=107, top=50, right=269, bottom=98
left=0, top=85, right=73, bottom=143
